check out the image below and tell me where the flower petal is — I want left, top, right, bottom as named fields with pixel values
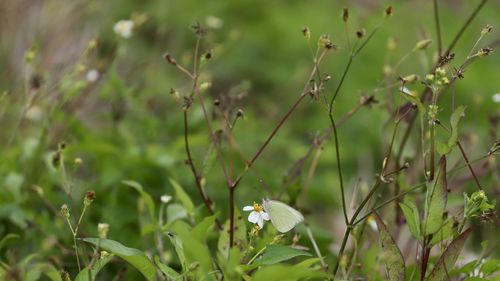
left=243, top=206, right=254, bottom=211
left=261, top=211, right=270, bottom=221
left=248, top=211, right=259, bottom=224
left=257, top=215, right=264, bottom=229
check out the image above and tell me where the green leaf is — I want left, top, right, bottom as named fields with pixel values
left=166, top=203, right=188, bottom=225
left=168, top=178, right=194, bottom=216
left=250, top=264, right=327, bottom=281
left=154, top=255, right=181, bottom=280
left=252, top=245, right=311, bottom=267
left=218, top=209, right=247, bottom=259
left=75, top=254, right=114, bottom=281
left=373, top=211, right=405, bottom=281
left=192, top=214, right=216, bottom=241
left=166, top=232, right=187, bottom=272
left=31, top=263, right=62, bottom=281
left=122, top=180, right=156, bottom=221
left=217, top=247, right=245, bottom=280
left=171, top=221, right=214, bottom=280
left=0, top=233, right=20, bottom=251
left=429, top=218, right=456, bottom=246
left=436, top=141, right=451, bottom=155
left=480, top=259, right=500, bottom=276
left=427, top=228, right=473, bottom=281
left=424, top=156, right=448, bottom=236
left=81, top=238, right=156, bottom=281
left=399, top=201, right=421, bottom=240
left=448, top=106, right=465, bottom=148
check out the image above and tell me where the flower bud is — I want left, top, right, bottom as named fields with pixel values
left=385, top=6, right=393, bottom=17
left=481, top=25, right=492, bottom=36
left=416, top=39, right=432, bottom=50
left=356, top=29, right=366, bottom=38
left=301, top=27, right=311, bottom=40
left=170, top=88, right=180, bottom=102
left=402, top=74, right=418, bottom=84
left=84, top=190, right=96, bottom=207
left=74, top=157, right=83, bottom=166
left=199, top=82, right=212, bottom=91
left=342, top=7, right=349, bottom=22
left=61, top=204, right=70, bottom=218
left=98, top=223, right=109, bottom=239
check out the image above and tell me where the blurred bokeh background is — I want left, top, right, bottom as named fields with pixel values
left=0, top=0, right=498, bottom=279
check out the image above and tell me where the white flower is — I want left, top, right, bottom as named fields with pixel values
left=366, top=215, right=378, bottom=232
left=243, top=202, right=270, bottom=229
left=113, top=20, right=134, bottom=38
left=206, top=16, right=223, bottom=29
left=492, top=93, right=500, bottom=103
left=160, top=194, right=172, bottom=204
left=86, top=69, right=99, bottom=82
left=97, top=223, right=109, bottom=239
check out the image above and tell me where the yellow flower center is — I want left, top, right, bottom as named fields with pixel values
left=253, top=201, right=263, bottom=212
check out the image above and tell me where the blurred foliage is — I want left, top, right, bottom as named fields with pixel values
left=0, top=0, right=499, bottom=280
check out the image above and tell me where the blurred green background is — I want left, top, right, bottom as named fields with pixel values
left=0, top=0, right=498, bottom=279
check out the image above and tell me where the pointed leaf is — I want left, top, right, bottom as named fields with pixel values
left=252, top=245, right=311, bottom=266
left=122, top=180, right=156, bottom=221
left=427, top=228, right=473, bottom=281
left=399, top=201, right=421, bottom=240
left=218, top=209, right=246, bottom=259
left=424, top=156, right=448, bottom=235
left=154, top=256, right=181, bottom=280
left=373, top=211, right=405, bottom=281
left=166, top=232, right=187, bottom=272
left=429, top=218, right=456, bottom=246
left=448, top=106, right=465, bottom=148
left=250, top=264, right=327, bottom=281
left=75, top=254, right=114, bottom=281
left=168, top=178, right=194, bottom=216
left=81, top=238, right=155, bottom=281
left=192, top=214, right=216, bottom=241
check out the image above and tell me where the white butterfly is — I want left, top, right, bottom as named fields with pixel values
left=262, top=199, right=304, bottom=233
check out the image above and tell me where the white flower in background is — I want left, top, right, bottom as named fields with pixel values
left=492, top=93, right=500, bottom=103
left=206, top=16, right=223, bottom=29
left=160, top=194, right=172, bottom=204
left=243, top=202, right=270, bottom=229
left=113, top=20, right=134, bottom=38
left=366, top=215, right=378, bottom=232
left=97, top=223, right=109, bottom=239
left=86, top=69, right=99, bottom=83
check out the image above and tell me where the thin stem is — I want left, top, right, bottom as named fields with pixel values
left=65, top=217, right=81, bottom=271
left=329, top=115, right=349, bottom=225
left=229, top=187, right=235, bottom=247
left=444, top=0, right=488, bottom=55
left=246, top=246, right=267, bottom=265
left=457, top=142, right=483, bottom=190
left=433, top=0, right=443, bottom=56
left=306, top=224, right=328, bottom=271
left=183, top=111, right=222, bottom=229
left=353, top=183, right=426, bottom=225
left=231, top=50, right=329, bottom=190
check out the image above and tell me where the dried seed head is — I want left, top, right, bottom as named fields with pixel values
left=402, top=74, right=418, bottom=84
left=301, top=27, right=311, bottom=40
left=342, top=7, right=349, bottom=22
left=481, top=24, right=492, bottom=36
left=356, top=29, right=366, bottom=38
left=476, top=47, right=493, bottom=57
left=385, top=6, right=393, bottom=17
left=204, top=50, right=212, bottom=60
left=318, top=34, right=331, bottom=49
left=163, top=52, right=177, bottom=65
left=74, top=157, right=83, bottom=166
left=170, top=88, right=180, bottom=102
left=84, top=190, right=96, bottom=206
left=236, top=109, right=244, bottom=117
left=213, top=99, right=220, bottom=106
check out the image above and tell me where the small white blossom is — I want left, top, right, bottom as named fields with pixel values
left=367, top=215, right=378, bottom=231
left=97, top=223, right=109, bottom=239
left=113, top=20, right=134, bottom=38
left=243, top=202, right=270, bottom=229
left=160, top=194, right=172, bottom=204
left=206, top=16, right=223, bottom=29
left=492, top=93, right=500, bottom=103
left=86, top=69, right=99, bottom=82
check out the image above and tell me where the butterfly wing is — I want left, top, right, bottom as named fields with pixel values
left=262, top=199, right=304, bottom=233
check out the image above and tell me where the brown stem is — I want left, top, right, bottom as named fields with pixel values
left=457, top=141, right=483, bottom=190
left=229, top=187, right=235, bottom=247
left=183, top=111, right=223, bottom=230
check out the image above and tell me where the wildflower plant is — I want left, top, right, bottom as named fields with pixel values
left=0, top=1, right=498, bottom=281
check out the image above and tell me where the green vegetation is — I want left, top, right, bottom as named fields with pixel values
left=0, top=0, right=499, bottom=280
